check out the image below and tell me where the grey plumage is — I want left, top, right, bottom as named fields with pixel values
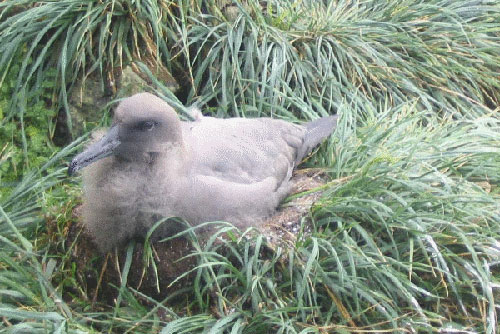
left=69, top=93, right=337, bottom=252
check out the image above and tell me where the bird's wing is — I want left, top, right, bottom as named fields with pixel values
left=182, top=117, right=306, bottom=186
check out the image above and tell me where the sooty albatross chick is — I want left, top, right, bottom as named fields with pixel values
left=68, top=93, right=337, bottom=252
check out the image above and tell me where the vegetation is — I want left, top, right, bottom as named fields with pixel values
left=0, top=0, right=499, bottom=333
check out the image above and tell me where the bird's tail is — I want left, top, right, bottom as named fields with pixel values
left=296, top=115, right=338, bottom=164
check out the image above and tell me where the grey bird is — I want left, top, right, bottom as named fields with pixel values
left=68, top=93, right=337, bottom=252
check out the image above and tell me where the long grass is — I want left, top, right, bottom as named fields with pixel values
left=1, top=100, right=498, bottom=333
left=1, top=1, right=499, bottom=125
left=0, top=0, right=499, bottom=333
left=180, top=0, right=500, bottom=117
left=0, top=0, right=174, bottom=135
left=0, top=138, right=86, bottom=333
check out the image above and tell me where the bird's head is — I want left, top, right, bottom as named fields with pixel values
left=68, top=93, right=182, bottom=175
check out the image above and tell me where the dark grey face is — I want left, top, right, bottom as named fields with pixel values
left=114, top=118, right=163, bottom=157
left=68, top=118, right=161, bottom=175
left=68, top=93, right=183, bottom=176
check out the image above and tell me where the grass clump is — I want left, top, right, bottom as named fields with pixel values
left=0, top=0, right=175, bottom=139
left=311, top=103, right=500, bottom=331
left=0, top=0, right=499, bottom=333
left=181, top=0, right=500, bottom=117
left=1, top=0, right=500, bottom=123
left=0, top=139, right=87, bottom=333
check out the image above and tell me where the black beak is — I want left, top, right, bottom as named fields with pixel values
left=68, top=125, right=120, bottom=176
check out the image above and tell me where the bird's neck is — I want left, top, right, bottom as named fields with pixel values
left=114, top=141, right=188, bottom=178
left=150, top=144, right=188, bottom=175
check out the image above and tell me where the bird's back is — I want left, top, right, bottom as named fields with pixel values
left=182, top=115, right=337, bottom=184
left=184, top=117, right=299, bottom=184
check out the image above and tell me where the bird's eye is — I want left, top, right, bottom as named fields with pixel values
left=138, top=121, right=156, bottom=131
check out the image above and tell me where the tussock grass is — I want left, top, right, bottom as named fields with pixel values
left=0, top=0, right=174, bottom=133
left=0, top=138, right=86, bottom=333
left=311, top=104, right=500, bottom=331
left=0, top=0, right=499, bottom=333
left=181, top=0, right=500, bottom=117
left=1, top=101, right=498, bottom=333
left=1, top=0, right=499, bottom=124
